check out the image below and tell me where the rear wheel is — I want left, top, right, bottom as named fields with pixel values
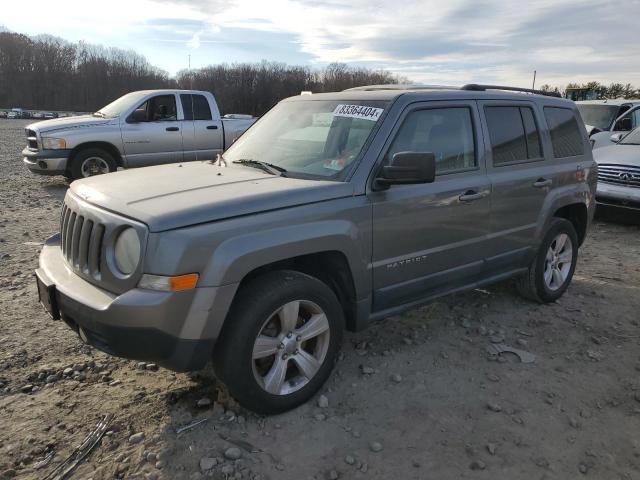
left=517, top=218, right=578, bottom=303
left=69, top=148, right=116, bottom=180
left=213, top=270, right=344, bottom=414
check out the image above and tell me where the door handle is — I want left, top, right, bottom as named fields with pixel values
left=166, top=127, right=179, bottom=132
left=459, top=190, right=487, bottom=202
left=206, top=125, right=218, bottom=130
left=533, top=178, right=552, bottom=188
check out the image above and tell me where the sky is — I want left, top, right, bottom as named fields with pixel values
left=2, top=0, right=640, bottom=87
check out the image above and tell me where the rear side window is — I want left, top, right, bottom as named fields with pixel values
left=386, top=107, right=476, bottom=174
left=484, top=106, right=542, bottom=165
left=544, top=107, right=584, bottom=158
left=181, top=94, right=213, bottom=121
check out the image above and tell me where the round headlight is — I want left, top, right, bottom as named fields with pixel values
left=114, top=228, right=140, bottom=275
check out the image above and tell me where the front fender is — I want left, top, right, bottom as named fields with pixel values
left=202, top=219, right=368, bottom=298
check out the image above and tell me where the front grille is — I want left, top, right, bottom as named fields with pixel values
left=60, top=203, right=105, bottom=279
left=598, top=164, right=640, bottom=188
left=25, top=129, right=38, bottom=150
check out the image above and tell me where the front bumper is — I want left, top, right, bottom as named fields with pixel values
left=36, top=235, right=233, bottom=372
left=596, top=181, right=640, bottom=211
left=22, top=147, right=71, bottom=175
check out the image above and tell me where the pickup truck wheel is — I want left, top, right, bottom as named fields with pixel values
left=70, top=148, right=116, bottom=180
left=517, top=218, right=578, bottom=303
left=213, top=270, right=344, bottom=414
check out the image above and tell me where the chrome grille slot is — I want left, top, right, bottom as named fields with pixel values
left=64, top=212, right=76, bottom=258
left=71, top=215, right=84, bottom=266
left=78, top=219, right=93, bottom=272
left=598, top=164, right=640, bottom=188
left=88, top=224, right=105, bottom=276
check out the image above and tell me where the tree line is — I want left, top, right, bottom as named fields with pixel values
left=2, top=30, right=639, bottom=116
left=0, top=31, right=404, bottom=116
left=538, top=81, right=639, bottom=99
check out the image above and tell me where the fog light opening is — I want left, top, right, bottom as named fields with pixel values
left=38, top=161, right=48, bottom=169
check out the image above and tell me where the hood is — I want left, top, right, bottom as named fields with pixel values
left=593, top=144, right=640, bottom=166
left=28, top=115, right=114, bottom=134
left=71, top=161, right=354, bottom=232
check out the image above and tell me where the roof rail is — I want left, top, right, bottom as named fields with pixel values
left=344, top=84, right=454, bottom=92
left=461, top=84, right=562, bottom=98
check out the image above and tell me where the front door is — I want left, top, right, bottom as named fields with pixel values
left=121, top=93, right=183, bottom=167
left=369, top=101, right=491, bottom=313
left=179, top=93, right=224, bottom=161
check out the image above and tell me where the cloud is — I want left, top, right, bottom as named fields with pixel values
left=2, top=0, right=640, bottom=85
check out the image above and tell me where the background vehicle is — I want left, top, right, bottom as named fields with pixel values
left=22, top=89, right=256, bottom=180
left=7, top=111, right=18, bottom=119
left=10, top=107, right=24, bottom=119
left=36, top=84, right=596, bottom=414
left=0, top=111, right=7, bottom=118
left=593, top=126, right=640, bottom=214
left=576, top=99, right=640, bottom=148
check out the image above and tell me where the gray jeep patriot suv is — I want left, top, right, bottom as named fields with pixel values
left=36, top=84, right=596, bottom=413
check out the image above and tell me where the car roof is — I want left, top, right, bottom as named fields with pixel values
left=284, top=85, right=572, bottom=106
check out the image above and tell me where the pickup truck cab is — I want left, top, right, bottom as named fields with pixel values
left=576, top=99, right=640, bottom=149
left=36, top=84, right=596, bottom=414
left=22, top=89, right=255, bottom=179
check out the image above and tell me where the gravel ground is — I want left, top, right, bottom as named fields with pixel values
left=1, top=118, right=640, bottom=480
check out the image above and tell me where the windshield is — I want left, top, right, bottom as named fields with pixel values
left=96, top=91, right=150, bottom=118
left=223, top=99, right=389, bottom=179
left=576, top=104, right=621, bottom=130
left=620, top=127, right=640, bottom=145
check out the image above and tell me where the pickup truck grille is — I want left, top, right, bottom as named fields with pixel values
left=25, top=129, right=38, bottom=150
left=598, top=164, right=640, bottom=188
left=60, top=203, right=105, bottom=279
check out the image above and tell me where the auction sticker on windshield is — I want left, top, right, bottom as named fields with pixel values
left=333, top=104, right=384, bottom=121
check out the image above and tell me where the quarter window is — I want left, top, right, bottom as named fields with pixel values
left=386, top=107, right=476, bottom=174
left=544, top=107, right=584, bottom=158
left=181, top=94, right=213, bottom=121
left=485, top=106, right=542, bottom=165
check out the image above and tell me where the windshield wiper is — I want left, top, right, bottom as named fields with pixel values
left=232, top=159, right=287, bottom=176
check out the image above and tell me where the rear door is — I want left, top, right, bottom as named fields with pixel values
left=479, top=101, right=586, bottom=273
left=179, top=93, right=223, bottom=161
left=369, top=101, right=492, bottom=313
left=121, top=94, right=182, bottom=167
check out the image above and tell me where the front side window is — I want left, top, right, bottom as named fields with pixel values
left=223, top=100, right=388, bottom=179
left=485, top=106, right=542, bottom=165
left=134, top=95, right=177, bottom=122
left=181, top=94, right=212, bottom=121
left=385, top=107, right=476, bottom=174
left=544, top=107, right=584, bottom=158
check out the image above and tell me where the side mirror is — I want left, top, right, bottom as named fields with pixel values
left=610, top=133, right=624, bottom=143
left=375, top=152, right=436, bottom=188
left=128, top=108, right=147, bottom=123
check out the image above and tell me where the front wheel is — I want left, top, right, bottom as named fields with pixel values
left=517, top=218, right=579, bottom=303
left=213, top=270, right=344, bottom=414
left=69, top=148, right=117, bottom=180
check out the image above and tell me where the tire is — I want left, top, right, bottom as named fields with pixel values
left=69, top=148, right=117, bottom=180
left=517, top=218, right=579, bottom=303
left=213, top=270, right=345, bottom=414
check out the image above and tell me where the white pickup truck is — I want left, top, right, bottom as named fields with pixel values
left=22, top=89, right=256, bottom=179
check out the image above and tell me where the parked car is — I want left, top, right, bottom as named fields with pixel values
left=592, top=126, right=640, bottom=213
left=32, top=112, right=44, bottom=119
left=10, top=107, right=24, bottom=119
left=0, top=111, right=7, bottom=118
left=7, top=111, right=18, bottom=119
left=42, top=112, right=58, bottom=119
left=576, top=99, right=640, bottom=149
left=22, top=89, right=256, bottom=180
left=35, top=84, right=596, bottom=413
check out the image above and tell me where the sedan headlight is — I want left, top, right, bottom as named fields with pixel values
left=41, top=137, right=66, bottom=149
left=114, top=228, right=141, bottom=275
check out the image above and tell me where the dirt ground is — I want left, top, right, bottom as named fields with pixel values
left=1, top=118, right=640, bottom=480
